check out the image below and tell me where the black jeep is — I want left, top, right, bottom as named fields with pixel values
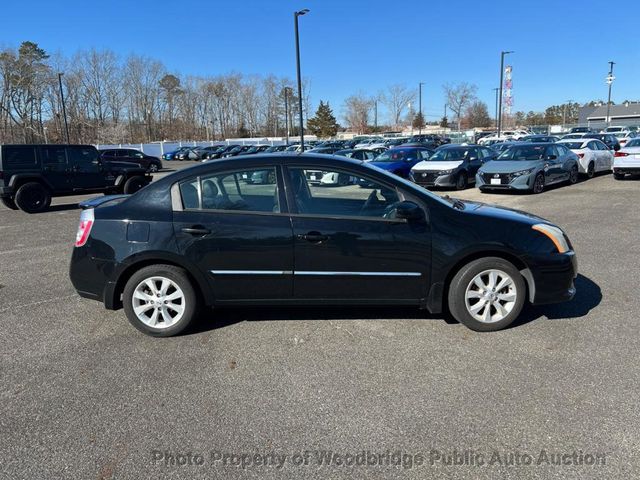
left=0, top=144, right=152, bottom=213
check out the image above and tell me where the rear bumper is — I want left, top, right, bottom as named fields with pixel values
left=527, top=251, right=578, bottom=305
left=613, top=167, right=640, bottom=175
left=0, top=185, right=14, bottom=196
left=69, top=246, right=118, bottom=308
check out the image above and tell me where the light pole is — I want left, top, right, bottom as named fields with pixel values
left=493, top=87, right=499, bottom=130
left=497, top=51, right=513, bottom=138
left=283, top=87, right=291, bottom=145
left=418, top=82, right=424, bottom=134
left=562, top=99, right=572, bottom=129
left=294, top=9, right=309, bottom=149
left=57, top=73, right=70, bottom=143
left=605, top=61, right=615, bottom=126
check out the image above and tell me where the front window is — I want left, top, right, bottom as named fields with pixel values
left=288, top=167, right=401, bottom=219
left=179, top=167, right=279, bottom=213
left=497, top=145, right=547, bottom=161
left=428, top=148, right=471, bottom=161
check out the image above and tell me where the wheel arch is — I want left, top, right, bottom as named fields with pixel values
left=428, top=249, right=534, bottom=314
left=107, top=253, right=213, bottom=310
left=9, top=174, right=53, bottom=192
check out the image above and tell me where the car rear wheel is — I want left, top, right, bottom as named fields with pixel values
left=586, top=162, right=595, bottom=178
left=14, top=182, right=51, bottom=213
left=123, top=265, right=199, bottom=337
left=447, top=257, right=526, bottom=332
left=613, top=172, right=625, bottom=180
left=568, top=166, right=579, bottom=184
left=1, top=197, right=19, bottom=210
left=123, top=176, right=147, bottom=194
left=532, top=173, right=544, bottom=194
left=455, top=172, right=468, bottom=190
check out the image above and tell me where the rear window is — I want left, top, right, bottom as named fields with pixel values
left=1, top=146, right=38, bottom=167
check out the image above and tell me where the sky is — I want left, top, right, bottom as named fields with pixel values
left=2, top=0, right=639, bottom=123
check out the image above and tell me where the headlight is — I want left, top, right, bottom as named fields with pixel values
left=438, top=168, right=455, bottom=175
left=511, top=168, right=535, bottom=177
left=532, top=224, right=570, bottom=253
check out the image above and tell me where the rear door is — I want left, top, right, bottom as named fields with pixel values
left=39, top=146, right=70, bottom=191
left=172, top=163, right=294, bottom=301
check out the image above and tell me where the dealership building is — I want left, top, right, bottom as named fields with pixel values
left=578, top=102, right=640, bottom=129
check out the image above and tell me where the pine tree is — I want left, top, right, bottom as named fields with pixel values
left=307, top=101, right=339, bottom=138
left=412, top=112, right=426, bottom=130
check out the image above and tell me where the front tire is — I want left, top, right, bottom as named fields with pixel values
left=123, top=176, right=148, bottom=194
left=455, top=172, right=468, bottom=190
left=148, top=163, right=159, bottom=173
left=586, top=162, right=595, bottom=179
left=532, top=173, right=545, bottom=194
left=14, top=182, right=51, bottom=213
left=568, top=165, right=579, bottom=184
left=123, top=265, right=200, bottom=337
left=447, top=257, right=526, bottom=332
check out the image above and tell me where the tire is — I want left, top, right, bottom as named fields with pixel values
left=122, top=264, right=200, bottom=337
left=14, top=182, right=51, bottom=213
left=1, top=197, right=18, bottom=210
left=148, top=163, right=159, bottom=173
left=613, top=172, right=625, bottom=180
left=455, top=172, right=468, bottom=190
left=586, top=162, right=595, bottom=179
left=447, top=257, right=526, bottom=332
left=532, top=173, right=544, bottom=194
left=568, top=165, right=579, bottom=184
left=123, top=176, right=147, bottom=194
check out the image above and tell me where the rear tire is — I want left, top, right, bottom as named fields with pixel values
left=447, top=257, right=526, bottom=332
left=14, top=182, right=51, bottom=213
left=1, top=197, right=18, bottom=210
left=123, top=264, right=200, bottom=337
left=613, top=172, right=625, bottom=180
left=123, top=176, right=147, bottom=194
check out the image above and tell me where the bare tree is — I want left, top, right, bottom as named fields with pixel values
left=381, top=84, right=415, bottom=128
left=343, top=94, right=374, bottom=134
left=443, top=82, right=477, bottom=130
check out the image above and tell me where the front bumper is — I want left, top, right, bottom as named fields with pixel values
left=476, top=171, right=534, bottom=191
left=526, top=251, right=578, bottom=305
left=411, top=171, right=457, bottom=188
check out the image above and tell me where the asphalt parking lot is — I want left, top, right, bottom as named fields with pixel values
left=1, top=161, right=639, bottom=479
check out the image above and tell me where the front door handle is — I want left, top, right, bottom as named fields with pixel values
left=298, top=232, right=329, bottom=243
left=181, top=226, right=211, bottom=236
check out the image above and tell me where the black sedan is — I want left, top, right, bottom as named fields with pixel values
left=70, top=154, right=577, bottom=336
left=100, top=149, right=163, bottom=172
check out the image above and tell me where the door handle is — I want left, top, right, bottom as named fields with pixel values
left=298, top=232, right=329, bottom=243
left=181, top=226, right=211, bottom=236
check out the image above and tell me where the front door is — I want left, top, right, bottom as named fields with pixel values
left=66, top=146, right=106, bottom=190
left=286, top=166, right=430, bottom=302
left=172, top=165, right=294, bottom=301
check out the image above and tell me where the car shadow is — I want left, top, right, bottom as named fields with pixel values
left=46, top=203, right=81, bottom=212
left=186, top=274, right=600, bottom=335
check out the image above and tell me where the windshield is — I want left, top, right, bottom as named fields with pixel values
left=429, top=148, right=469, bottom=161
left=497, top=145, right=547, bottom=161
left=606, top=127, right=623, bottom=132
left=373, top=149, right=417, bottom=162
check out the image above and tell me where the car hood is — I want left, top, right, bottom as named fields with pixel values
left=369, top=160, right=406, bottom=170
left=460, top=199, right=550, bottom=226
left=480, top=160, right=541, bottom=173
left=412, top=160, right=463, bottom=171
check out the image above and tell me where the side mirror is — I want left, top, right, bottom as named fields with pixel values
left=614, top=144, right=621, bottom=151
left=547, top=154, right=557, bottom=160
left=394, top=201, right=424, bottom=222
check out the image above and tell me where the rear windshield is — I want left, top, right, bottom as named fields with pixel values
left=561, top=142, right=585, bottom=149
left=1, top=146, right=38, bottom=168
left=626, top=139, right=640, bottom=148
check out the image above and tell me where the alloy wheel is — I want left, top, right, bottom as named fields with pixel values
left=131, top=276, right=185, bottom=329
left=464, top=269, right=517, bottom=323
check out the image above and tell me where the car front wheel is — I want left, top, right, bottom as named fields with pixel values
left=447, top=257, right=526, bottom=332
left=532, top=173, right=544, bottom=194
left=123, top=265, right=200, bottom=336
left=455, top=172, right=467, bottom=190
left=568, top=166, right=579, bottom=184
left=148, top=163, right=159, bottom=173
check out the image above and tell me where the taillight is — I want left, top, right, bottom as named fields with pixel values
left=75, top=209, right=94, bottom=247
left=615, top=151, right=628, bottom=157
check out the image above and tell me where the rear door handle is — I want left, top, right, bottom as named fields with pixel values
left=181, top=226, right=211, bottom=236
left=298, top=232, right=329, bottom=243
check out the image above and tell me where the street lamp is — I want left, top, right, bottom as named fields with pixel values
left=57, top=72, right=70, bottom=143
left=418, top=82, right=425, bottom=134
left=605, top=61, right=615, bottom=126
left=493, top=88, right=499, bottom=130
left=294, top=8, right=309, bottom=149
left=497, top=50, right=513, bottom=138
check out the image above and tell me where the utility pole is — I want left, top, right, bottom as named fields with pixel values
left=605, top=61, right=615, bottom=126
left=284, top=87, right=290, bottom=145
left=294, top=9, right=309, bottom=149
left=497, top=51, right=513, bottom=138
left=493, top=87, right=499, bottom=130
left=58, top=73, right=70, bottom=143
left=418, top=82, right=424, bottom=135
